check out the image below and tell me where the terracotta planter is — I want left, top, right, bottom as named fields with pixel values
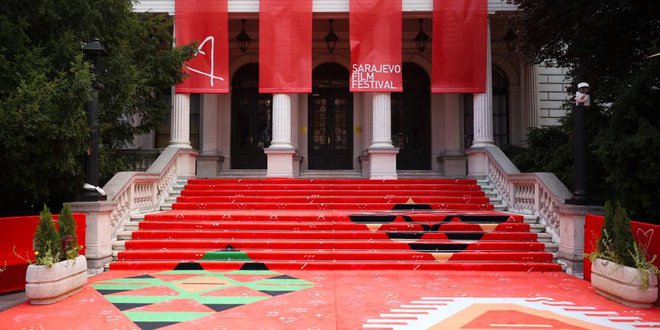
left=25, top=255, right=87, bottom=305
left=591, top=257, right=658, bottom=308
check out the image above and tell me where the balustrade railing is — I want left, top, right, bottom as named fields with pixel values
left=474, top=146, right=573, bottom=243
left=101, top=146, right=187, bottom=238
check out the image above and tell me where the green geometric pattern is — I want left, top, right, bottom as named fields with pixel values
left=92, top=269, right=314, bottom=329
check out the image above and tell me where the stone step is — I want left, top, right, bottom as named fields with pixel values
left=544, top=243, right=558, bottom=253
left=117, top=230, right=132, bottom=241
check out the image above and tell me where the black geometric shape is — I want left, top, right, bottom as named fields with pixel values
left=173, top=262, right=204, bottom=270
left=445, top=232, right=485, bottom=240
left=112, top=302, right=150, bottom=311
left=96, top=289, right=131, bottom=295
left=127, top=274, right=155, bottom=279
left=261, top=290, right=294, bottom=296
left=134, top=322, right=178, bottom=330
left=239, top=262, right=269, bottom=270
left=222, top=245, right=237, bottom=251
left=392, top=204, right=432, bottom=210
left=408, top=243, right=469, bottom=252
left=204, top=303, right=244, bottom=312
left=270, top=274, right=299, bottom=280
left=349, top=214, right=396, bottom=223
left=386, top=232, right=424, bottom=240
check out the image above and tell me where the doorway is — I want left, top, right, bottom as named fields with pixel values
left=308, top=63, right=353, bottom=170
left=391, top=63, right=431, bottom=170
left=231, top=63, right=272, bottom=169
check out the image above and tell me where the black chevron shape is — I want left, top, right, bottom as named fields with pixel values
left=408, top=243, right=469, bottom=252
left=134, top=322, right=178, bottom=330
left=349, top=214, right=396, bottom=223
left=386, top=232, right=424, bottom=240
left=174, top=262, right=204, bottom=270
left=445, top=232, right=485, bottom=240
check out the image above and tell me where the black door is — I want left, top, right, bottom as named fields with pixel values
left=391, top=63, right=431, bottom=170
left=309, top=63, right=353, bottom=170
left=231, top=64, right=272, bottom=169
left=309, top=91, right=353, bottom=169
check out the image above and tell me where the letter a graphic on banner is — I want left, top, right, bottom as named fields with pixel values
left=432, top=0, right=487, bottom=93
left=259, top=0, right=312, bottom=93
left=350, top=0, right=403, bottom=92
left=175, top=0, right=229, bottom=93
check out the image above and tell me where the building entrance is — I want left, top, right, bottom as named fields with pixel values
left=308, top=63, right=353, bottom=170
left=231, top=64, right=272, bottom=169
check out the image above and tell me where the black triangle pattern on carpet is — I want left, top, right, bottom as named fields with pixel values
left=127, top=274, right=155, bottom=279
left=112, top=303, right=150, bottom=311
left=203, top=303, right=244, bottom=312
left=239, top=262, right=270, bottom=270
left=222, top=245, right=237, bottom=251
left=134, top=322, right=178, bottom=330
left=349, top=214, right=397, bottom=223
left=174, top=262, right=204, bottom=270
left=260, top=290, right=294, bottom=296
left=269, top=274, right=298, bottom=280
left=95, top=289, right=131, bottom=295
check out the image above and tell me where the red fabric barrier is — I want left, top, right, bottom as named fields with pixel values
left=349, top=0, right=402, bottom=92
left=584, top=214, right=660, bottom=281
left=431, top=0, right=487, bottom=93
left=0, top=214, right=86, bottom=294
left=259, top=0, right=312, bottom=93
left=175, top=0, right=229, bottom=93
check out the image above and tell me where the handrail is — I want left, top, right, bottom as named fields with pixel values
left=469, top=146, right=573, bottom=243
left=101, top=146, right=182, bottom=238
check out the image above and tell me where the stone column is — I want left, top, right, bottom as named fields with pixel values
left=170, top=92, right=197, bottom=176
left=197, top=94, right=222, bottom=177
left=522, top=64, right=539, bottom=133
left=439, top=94, right=466, bottom=176
left=265, top=93, right=296, bottom=177
left=368, top=92, right=398, bottom=179
left=471, top=20, right=494, bottom=148
left=170, top=93, right=192, bottom=148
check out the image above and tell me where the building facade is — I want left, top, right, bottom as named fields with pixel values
left=132, top=0, right=571, bottom=178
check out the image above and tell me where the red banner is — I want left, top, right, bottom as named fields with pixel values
left=350, top=0, right=402, bottom=92
left=259, top=0, right=312, bottom=93
left=175, top=0, right=229, bottom=94
left=432, top=0, right=487, bottom=93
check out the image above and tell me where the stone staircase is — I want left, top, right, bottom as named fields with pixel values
left=110, top=177, right=560, bottom=271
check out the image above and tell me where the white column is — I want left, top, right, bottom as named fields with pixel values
left=368, top=92, right=398, bottom=179
left=370, top=92, right=394, bottom=148
left=270, top=93, right=293, bottom=149
left=522, top=64, right=539, bottom=130
left=265, top=93, right=296, bottom=177
left=201, top=94, right=219, bottom=155
left=471, top=21, right=494, bottom=148
left=197, top=94, right=222, bottom=178
left=170, top=93, right=192, bottom=148
left=440, top=94, right=467, bottom=177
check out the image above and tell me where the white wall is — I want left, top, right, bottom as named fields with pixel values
left=537, top=65, right=571, bottom=126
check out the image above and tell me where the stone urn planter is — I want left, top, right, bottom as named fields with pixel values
left=25, top=255, right=87, bottom=305
left=591, top=257, right=658, bottom=308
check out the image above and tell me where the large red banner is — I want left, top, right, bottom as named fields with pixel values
left=259, top=0, right=312, bottom=93
left=350, top=0, right=402, bottom=92
left=175, top=0, right=229, bottom=93
left=432, top=0, right=487, bottom=93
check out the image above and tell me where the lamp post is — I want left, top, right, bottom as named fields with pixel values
left=565, top=42, right=593, bottom=205
left=79, top=38, right=108, bottom=201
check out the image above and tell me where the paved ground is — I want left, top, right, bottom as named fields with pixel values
left=1, top=270, right=659, bottom=329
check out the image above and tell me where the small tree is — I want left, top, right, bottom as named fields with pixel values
left=33, top=206, right=61, bottom=266
left=57, top=204, right=79, bottom=260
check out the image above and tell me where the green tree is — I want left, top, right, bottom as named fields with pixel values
left=57, top=204, right=79, bottom=260
left=506, top=1, right=660, bottom=222
left=33, top=206, right=61, bottom=266
left=0, top=0, right=192, bottom=215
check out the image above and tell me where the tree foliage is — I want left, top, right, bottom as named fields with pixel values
left=506, top=1, right=660, bottom=222
left=0, top=0, right=192, bottom=215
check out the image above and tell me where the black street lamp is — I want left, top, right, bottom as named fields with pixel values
left=79, top=38, right=108, bottom=201
left=565, top=42, right=593, bottom=205
left=235, top=19, right=252, bottom=53
left=324, top=19, right=339, bottom=54
left=413, top=19, right=430, bottom=53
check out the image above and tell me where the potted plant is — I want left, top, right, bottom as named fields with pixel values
left=25, top=205, right=87, bottom=305
left=590, top=201, right=659, bottom=308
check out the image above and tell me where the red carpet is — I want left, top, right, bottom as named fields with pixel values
left=111, top=178, right=561, bottom=272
